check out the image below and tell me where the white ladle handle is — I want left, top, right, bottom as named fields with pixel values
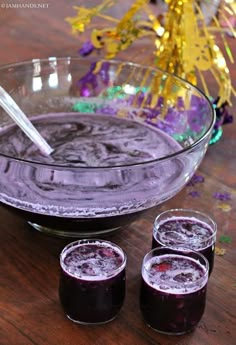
left=0, top=86, right=53, bottom=156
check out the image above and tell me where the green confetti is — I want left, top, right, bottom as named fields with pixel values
left=219, top=235, right=232, bottom=244
left=73, top=102, right=97, bottom=113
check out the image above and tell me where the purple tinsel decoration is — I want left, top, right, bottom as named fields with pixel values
left=79, top=41, right=94, bottom=56
left=213, top=97, right=233, bottom=130
left=76, top=61, right=110, bottom=96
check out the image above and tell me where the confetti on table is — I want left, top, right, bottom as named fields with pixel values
left=187, top=174, right=205, bottom=187
left=217, top=203, right=232, bottom=212
left=188, top=190, right=201, bottom=198
left=219, top=235, right=232, bottom=244
left=215, top=247, right=226, bottom=256
left=213, top=192, right=232, bottom=201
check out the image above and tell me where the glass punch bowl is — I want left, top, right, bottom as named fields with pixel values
left=0, top=58, right=215, bottom=238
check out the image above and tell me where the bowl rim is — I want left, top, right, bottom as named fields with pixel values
left=0, top=57, right=216, bottom=170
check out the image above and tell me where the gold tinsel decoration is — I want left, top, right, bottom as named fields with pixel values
left=66, top=0, right=236, bottom=106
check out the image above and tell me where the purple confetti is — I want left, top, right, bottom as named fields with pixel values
left=188, top=191, right=201, bottom=198
left=212, top=192, right=231, bottom=201
left=187, top=174, right=205, bottom=187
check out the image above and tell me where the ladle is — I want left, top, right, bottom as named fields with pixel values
left=0, top=86, right=53, bottom=156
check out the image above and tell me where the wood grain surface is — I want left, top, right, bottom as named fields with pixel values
left=0, top=1, right=235, bottom=344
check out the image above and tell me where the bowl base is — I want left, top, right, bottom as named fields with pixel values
left=2, top=203, right=146, bottom=238
left=28, top=221, right=121, bottom=238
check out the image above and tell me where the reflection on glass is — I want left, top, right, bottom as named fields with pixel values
left=48, top=72, right=59, bottom=88
left=32, top=76, right=43, bottom=91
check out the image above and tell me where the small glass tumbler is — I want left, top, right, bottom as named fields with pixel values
left=59, top=239, right=126, bottom=325
left=140, top=246, right=209, bottom=335
left=152, top=209, right=217, bottom=275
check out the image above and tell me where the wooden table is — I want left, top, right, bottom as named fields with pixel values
left=0, top=1, right=235, bottom=344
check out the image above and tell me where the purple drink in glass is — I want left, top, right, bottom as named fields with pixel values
left=59, top=239, right=126, bottom=324
left=152, top=209, right=217, bottom=275
left=140, top=246, right=209, bottom=335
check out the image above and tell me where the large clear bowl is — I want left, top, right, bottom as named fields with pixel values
left=0, top=58, right=215, bottom=237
